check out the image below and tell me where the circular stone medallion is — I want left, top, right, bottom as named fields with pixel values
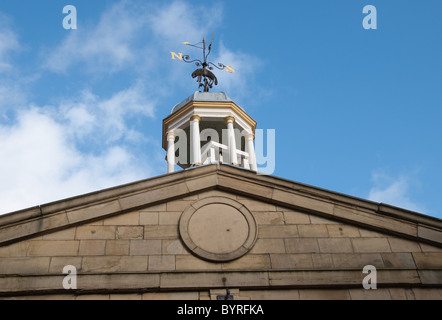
left=179, top=197, right=258, bottom=262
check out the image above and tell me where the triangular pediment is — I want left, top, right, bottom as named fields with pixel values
left=1, top=164, right=442, bottom=298
left=0, top=164, right=441, bottom=247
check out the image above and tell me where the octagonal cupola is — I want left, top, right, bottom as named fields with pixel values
left=162, top=91, right=257, bottom=173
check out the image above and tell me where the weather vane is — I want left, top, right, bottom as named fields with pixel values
left=170, top=34, right=234, bottom=92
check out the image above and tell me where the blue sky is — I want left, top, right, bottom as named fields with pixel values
left=0, top=0, right=441, bottom=219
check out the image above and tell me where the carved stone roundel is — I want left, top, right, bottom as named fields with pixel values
left=179, top=196, right=258, bottom=262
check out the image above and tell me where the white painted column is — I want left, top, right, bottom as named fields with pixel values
left=166, top=130, right=176, bottom=173
left=245, top=132, right=258, bottom=171
left=225, top=116, right=238, bottom=165
left=190, top=115, right=202, bottom=165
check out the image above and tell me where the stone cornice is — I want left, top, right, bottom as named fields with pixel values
left=0, top=269, right=440, bottom=297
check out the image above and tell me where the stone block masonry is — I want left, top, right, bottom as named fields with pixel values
left=0, top=180, right=441, bottom=299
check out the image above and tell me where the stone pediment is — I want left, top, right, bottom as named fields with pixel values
left=1, top=163, right=442, bottom=298
left=0, top=164, right=441, bottom=247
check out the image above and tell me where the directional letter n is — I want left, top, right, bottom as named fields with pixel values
left=170, top=52, right=183, bottom=60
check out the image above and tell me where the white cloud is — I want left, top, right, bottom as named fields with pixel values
left=0, top=108, right=77, bottom=213
left=44, top=0, right=224, bottom=74
left=0, top=105, right=160, bottom=215
left=45, top=1, right=147, bottom=73
left=0, top=12, right=20, bottom=72
left=0, top=83, right=27, bottom=116
left=368, top=171, right=426, bottom=213
left=214, top=43, right=263, bottom=98
left=58, top=83, right=156, bottom=143
left=148, top=1, right=223, bottom=46
left=0, top=82, right=160, bottom=215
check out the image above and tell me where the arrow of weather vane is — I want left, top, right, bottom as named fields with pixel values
left=170, top=34, right=234, bottom=92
